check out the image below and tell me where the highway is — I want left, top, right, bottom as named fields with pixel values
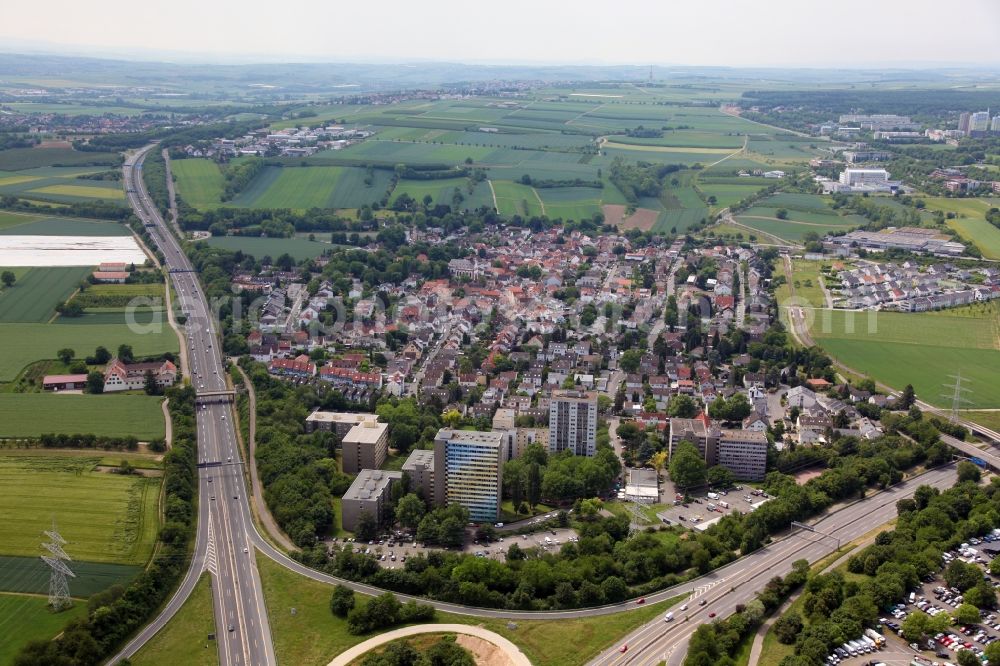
left=587, top=464, right=959, bottom=666
left=108, top=146, right=276, bottom=666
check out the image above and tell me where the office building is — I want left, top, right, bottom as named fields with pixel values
left=433, top=429, right=503, bottom=522
left=402, top=448, right=435, bottom=501
left=839, top=168, right=889, bottom=187
left=548, top=389, right=598, bottom=456
left=341, top=419, right=389, bottom=474
left=717, top=429, right=769, bottom=481
left=341, top=469, right=403, bottom=532
left=669, top=417, right=768, bottom=482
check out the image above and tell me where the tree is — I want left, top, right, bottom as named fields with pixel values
left=946, top=560, right=982, bottom=592
left=775, top=208, right=789, bottom=220
left=669, top=440, right=707, bottom=489
left=899, top=384, right=916, bottom=409
left=954, top=603, right=981, bottom=625
left=117, top=344, right=134, bottom=363
left=0, top=270, right=15, bottom=288
left=957, top=650, right=981, bottom=666
left=57, top=348, right=75, bottom=365
left=667, top=394, right=698, bottom=418
left=526, top=463, right=542, bottom=508
left=442, top=409, right=462, bottom=428
left=93, top=346, right=111, bottom=364
left=395, top=494, right=425, bottom=530
left=957, top=460, right=982, bottom=484
left=984, top=642, right=1000, bottom=665
left=143, top=369, right=160, bottom=396
left=619, top=350, right=642, bottom=373
left=329, top=584, right=355, bottom=617
left=901, top=610, right=929, bottom=641
left=424, top=635, right=475, bottom=666
left=86, top=370, right=104, bottom=394
left=356, top=511, right=377, bottom=542
left=650, top=451, right=668, bottom=475
left=706, top=465, right=735, bottom=489
left=773, top=611, right=803, bottom=644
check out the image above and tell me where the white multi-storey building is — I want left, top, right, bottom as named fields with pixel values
left=548, top=389, right=598, bottom=456
left=433, top=429, right=504, bottom=522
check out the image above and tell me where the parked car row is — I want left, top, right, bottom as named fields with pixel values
left=822, top=631, right=885, bottom=663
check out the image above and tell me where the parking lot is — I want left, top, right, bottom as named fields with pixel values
left=647, top=482, right=772, bottom=530
left=331, top=526, right=580, bottom=568
left=873, top=530, right=1000, bottom=664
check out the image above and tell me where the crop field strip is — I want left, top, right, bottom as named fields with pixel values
left=0, top=393, right=166, bottom=439
left=0, top=453, right=161, bottom=565
left=0, top=593, right=88, bottom=665
left=0, top=214, right=131, bottom=236
left=0, top=265, right=93, bottom=322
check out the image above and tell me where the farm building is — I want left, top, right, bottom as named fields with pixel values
left=92, top=271, right=129, bottom=283
left=103, top=358, right=177, bottom=392
left=42, top=374, right=89, bottom=391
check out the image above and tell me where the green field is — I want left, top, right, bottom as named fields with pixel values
left=806, top=308, right=1000, bottom=408
left=392, top=177, right=495, bottom=210
left=131, top=574, right=218, bottom=666
left=171, top=158, right=225, bottom=209
left=0, top=554, right=141, bottom=597
left=0, top=266, right=92, bottom=323
left=29, top=183, right=124, bottom=200
left=0, top=147, right=120, bottom=171
left=0, top=593, right=88, bottom=665
left=736, top=194, right=865, bottom=243
left=204, top=235, right=331, bottom=260
left=0, top=452, right=160, bottom=565
left=0, top=394, right=166, bottom=439
left=0, top=321, right=179, bottom=382
left=921, top=197, right=1000, bottom=259
left=492, top=180, right=543, bottom=217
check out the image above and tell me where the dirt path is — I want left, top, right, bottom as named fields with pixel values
left=719, top=107, right=811, bottom=138
left=487, top=179, right=499, bottom=211
left=531, top=187, right=546, bottom=216
left=706, top=135, right=748, bottom=169
left=234, top=364, right=296, bottom=551
left=161, top=397, right=172, bottom=448
left=325, top=625, right=531, bottom=666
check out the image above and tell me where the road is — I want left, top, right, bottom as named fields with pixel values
left=108, top=146, right=276, bottom=666
left=587, top=464, right=958, bottom=666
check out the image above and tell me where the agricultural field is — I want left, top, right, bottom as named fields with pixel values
left=0, top=266, right=92, bottom=322
left=491, top=180, right=544, bottom=217
left=736, top=193, right=866, bottom=243
left=0, top=593, right=88, bottom=665
left=170, top=158, right=225, bottom=209
left=921, top=197, right=1000, bottom=259
left=0, top=393, right=166, bottom=439
left=0, top=164, right=126, bottom=206
left=0, top=321, right=178, bottom=381
left=0, top=451, right=161, bottom=564
left=806, top=308, right=1000, bottom=409
left=0, top=213, right=131, bottom=237
left=0, top=146, right=120, bottom=171
left=392, top=177, right=494, bottom=210
left=204, top=235, right=331, bottom=261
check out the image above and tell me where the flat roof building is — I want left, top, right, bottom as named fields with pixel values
left=341, top=469, right=403, bottom=532
left=342, top=420, right=389, bottom=474
left=304, top=411, right=379, bottom=436
left=717, top=429, right=768, bottom=481
left=433, top=429, right=504, bottom=523
left=548, top=389, right=598, bottom=457
left=402, top=448, right=435, bottom=502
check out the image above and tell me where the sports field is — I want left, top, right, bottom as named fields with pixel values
left=0, top=321, right=179, bottom=381
left=806, top=308, right=1000, bottom=408
left=0, top=266, right=92, bottom=322
left=0, top=451, right=161, bottom=564
left=0, top=394, right=166, bottom=439
left=0, top=593, right=88, bottom=665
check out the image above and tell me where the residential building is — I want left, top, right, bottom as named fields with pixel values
left=839, top=168, right=889, bottom=187
left=304, top=410, right=379, bottom=436
left=433, top=429, right=504, bottom=522
left=341, top=469, right=403, bottom=532
left=341, top=419, right=390, bottom=474
left=402, top=448, right=435, bottom=501
left=548, top=389, right=598, bottom=456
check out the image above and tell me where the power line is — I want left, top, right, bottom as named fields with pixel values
left=942, top=372, right=973, bottom=423
left=41, top=518, right=74, bottom=611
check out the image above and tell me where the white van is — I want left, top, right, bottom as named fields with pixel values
left=664, top=612, right=674, bottom=622
left=719, top=501, right=730, bottom=509
left=908, top=592, right=916, bottom=604
left=707, top=492, right=720, bottom=500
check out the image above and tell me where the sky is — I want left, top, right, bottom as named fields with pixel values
left=3, top=0, right=1000, bottom=68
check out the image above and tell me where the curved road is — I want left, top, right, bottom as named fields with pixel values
left=325, top=624, right=531, bottom=666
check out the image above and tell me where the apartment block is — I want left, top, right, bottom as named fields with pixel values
left=341, top=419, right=390, bottom=474
left=402, top=448, right=435, bottom=501
left=433, top=428, right=504, bottom=522
left=548, top=389, right=598, bottom=456
left=304, top=410, right=378, bottom=436
left=341, top=469, right=403, bottom=532
left=717, top=429, right=768, bottom=481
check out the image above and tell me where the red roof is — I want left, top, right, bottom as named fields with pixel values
left=43, top=374, right=88, bottom=384
left=93, top=271, right=129, bottom=279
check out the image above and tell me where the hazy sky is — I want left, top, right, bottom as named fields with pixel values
left=4, top=0, right=1000, bottom=67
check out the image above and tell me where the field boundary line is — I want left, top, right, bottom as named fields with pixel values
left=487, top=179, right=498, bottom=211
left=531, top=187, right=546, bottom=216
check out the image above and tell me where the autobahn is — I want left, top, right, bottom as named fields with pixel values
left=108, top=146, right=276, bottom=666
left=111, top=144, right=976, bottom=664
left=588, top=464, right=959, bottom=666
